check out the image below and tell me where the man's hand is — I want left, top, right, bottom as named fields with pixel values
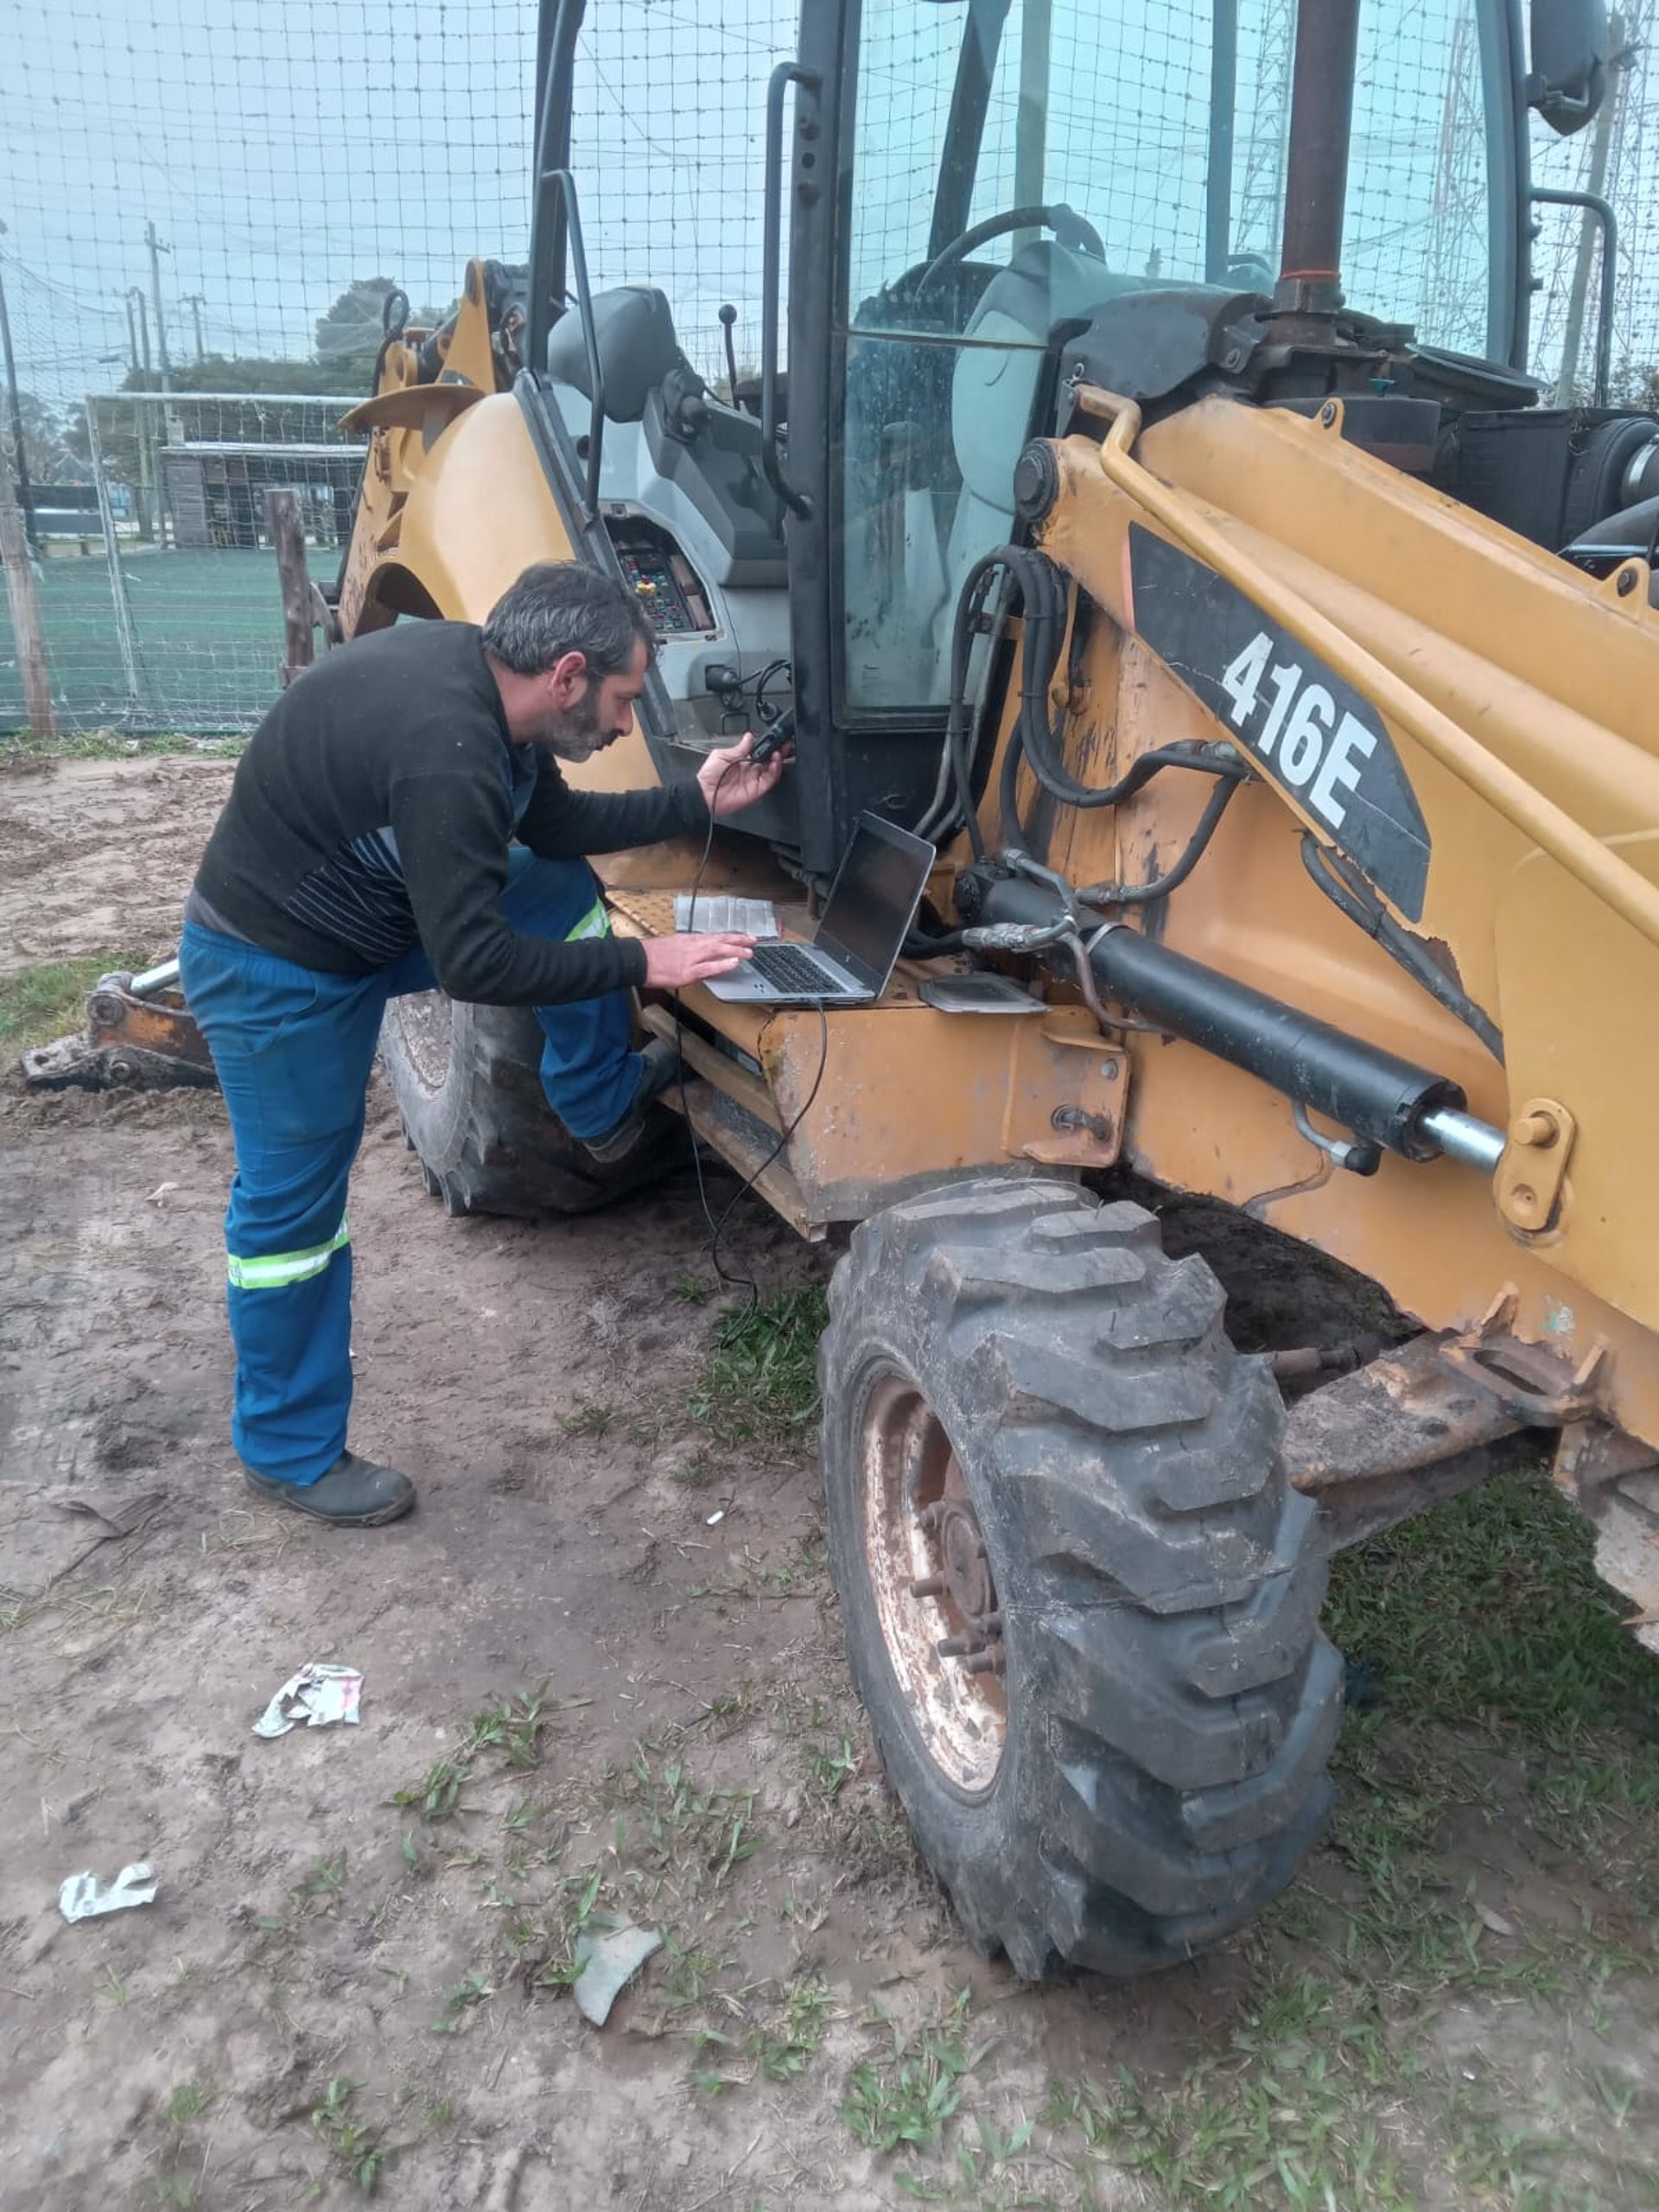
left=641, top=931, right=757, bottom=988
left=697, top=731, right=791, bottom=817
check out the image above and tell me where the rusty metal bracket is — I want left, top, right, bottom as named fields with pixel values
left=1554, top=1417, right=1659, bottom=1499
left=1283, top=1331, right=1533, bottom=1550
left=1437, top=1300, right=1599, bottom=1426
left=1011, top=1022, right=1127, bottom=1168
left=1494, top=1096, right=1576, bottom=1234
left=21, top=962, right=216, bottom=1092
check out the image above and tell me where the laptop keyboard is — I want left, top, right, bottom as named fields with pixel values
left=746, top=941, right=846, bottom=995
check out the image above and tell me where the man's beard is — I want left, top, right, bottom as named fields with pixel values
left=534, top=688, right=616, bottom=765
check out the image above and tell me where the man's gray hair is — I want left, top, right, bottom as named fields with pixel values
left=481, top=561, right=656, bottom=677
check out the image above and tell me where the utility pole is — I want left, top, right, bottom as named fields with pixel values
left=126, top=286, right=152, bottom=377
left=0, top=219, right=40, bottom=556
left=125, top=283, right=156, bottom=542
left=144, top=220, right=172, bottom=391
left=0, top=417, right=55, bottom=738
left=182, top=292, right=206, bottom=362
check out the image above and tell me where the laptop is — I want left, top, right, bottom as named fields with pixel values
left=703, top=812, right=936, bottom=1004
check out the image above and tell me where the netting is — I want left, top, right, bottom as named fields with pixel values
left=565, top=1, right=800, bottom=387
left=1530, top=0, right=1659, bottom=401
left=2, top=0, right=534, bottom=731
left=0, top=395, right=366, bottom=733
left=3, top=0, right=1659, bottom=734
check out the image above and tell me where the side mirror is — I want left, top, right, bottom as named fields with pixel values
left=1528, top=0, right=1609, bottom=135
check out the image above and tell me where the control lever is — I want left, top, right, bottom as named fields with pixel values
left=718, top=303, right=741, bottom=404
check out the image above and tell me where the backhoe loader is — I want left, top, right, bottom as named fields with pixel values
left=333, top=0, right=1659, bottom=1978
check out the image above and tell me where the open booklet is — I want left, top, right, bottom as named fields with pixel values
left=672, top=894, right=780, bottom=937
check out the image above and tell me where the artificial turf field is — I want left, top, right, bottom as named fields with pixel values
left=1, top=546, right=297, bottom=732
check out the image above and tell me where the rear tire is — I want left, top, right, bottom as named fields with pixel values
left=381, top=992, right=677, bottom=1219
left=818, top=1177, right=1343, bottom=1979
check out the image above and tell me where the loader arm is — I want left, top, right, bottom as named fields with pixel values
left=996, top=378, right=1659, bottom=1455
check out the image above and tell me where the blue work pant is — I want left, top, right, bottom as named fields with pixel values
left=180, top=852, right=639, bottom=1484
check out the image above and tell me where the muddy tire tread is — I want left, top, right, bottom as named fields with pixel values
left=382, top=995, right=673, bottom=1220
left=819, top=1176, right=1343, bottom=1979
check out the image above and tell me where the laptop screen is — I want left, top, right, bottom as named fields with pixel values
left=814, top=814, right=937, bottom=992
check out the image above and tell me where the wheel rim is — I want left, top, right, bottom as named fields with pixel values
left=860, top=1369, right=1007, bottom=1795
left=393, top=990, right=452, bottom=1096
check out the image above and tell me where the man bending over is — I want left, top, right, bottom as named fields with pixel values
left=181, top=560, right=779, bottom=1527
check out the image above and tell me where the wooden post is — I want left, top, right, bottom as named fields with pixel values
left=0, top=427, right=55, bottom=739
left=266, top=487, right=315, bottom=689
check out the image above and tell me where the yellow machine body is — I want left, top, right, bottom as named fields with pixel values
left=339, top=255, right=1659, bottom=1529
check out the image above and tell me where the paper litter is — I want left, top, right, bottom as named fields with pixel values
left=59, top=1863, right=157, bottom=1922
left=252, top=1662, right=363, bottom=1738
left=570, top=1916, right=664, bottom=2025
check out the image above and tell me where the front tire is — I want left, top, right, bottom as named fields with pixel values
left=818, top=1178, right=1343, bottom=1979
left=381, top=993, right=677, bottom=1218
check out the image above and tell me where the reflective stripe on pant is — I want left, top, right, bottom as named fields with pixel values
left=180, top=852, right=641, bottom=1484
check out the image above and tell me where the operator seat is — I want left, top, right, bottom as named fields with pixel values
left=544, top=286, right=786, bottom=588
left=932, top=242, right=1149, bottom=695
left=545, top=284, right=692, bottom=423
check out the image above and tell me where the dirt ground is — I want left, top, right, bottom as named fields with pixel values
left=0, top=753, right=232, bottom=980
left=3, top=755, right=1659, bottom=2212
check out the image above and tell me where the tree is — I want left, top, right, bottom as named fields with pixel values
left=1611, top=360, right=1659, bottom=413
left=7, top=391, right=85, bottom=484
left=314, top=278, right=449, bottom=390
left=314, top=277, right=402, bottom=390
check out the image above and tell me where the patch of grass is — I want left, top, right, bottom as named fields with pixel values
left=689, top=1286, right=828, bottom=1445
left=671, top=1271, right=713, bottom=1305
left=600, top=1745, right=766, bottom=1888
left=655, top=1930, right=732, bottom=2014
left=1, top=728, right=245, bottom=766
left=1325, top=1461, right=1659, bottom=1742
left=750, top=1525, right=829, bottom=1597
left=308, top=2076, right=389, bottom=2196
left=290, top=1850, right=348, bottom=1915
left=393, top=1685, right=561, bottom=1825
left=804, top=1732, right=859, bottom=1801
left=430, top=1968, right=493, bottom=2036
left=893, top=2115, right=1042, bottom=2205
left=671, top=1448, right=716, bottom=1490
left=0, top=952, right=141, bottom=1051
left=165, top=2080, right=213, bottom=2126
left=1327, top=1461, right=1659, bottom=1929
left=558, top=1402, right=618, bottom=1440
left=749, top=1968, right=833, bottom=2083
left=395, top=1755, right=472, bottom=1824
left=842, top=1990, right=982, bottom=2158
left=1027, top=1465, right=1659, bottom=2210
left=1046, top=2034, right=1414, bottom=2211
left=464, top=1687, right=556, bottom=1770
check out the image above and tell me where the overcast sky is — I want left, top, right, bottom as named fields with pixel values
left=1, top=0, right=1652, bottom=412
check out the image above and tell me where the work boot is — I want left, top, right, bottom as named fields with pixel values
left=582, top=1039, right=683, bottom=1165
left=242, top=1449, right=416, bottom=1527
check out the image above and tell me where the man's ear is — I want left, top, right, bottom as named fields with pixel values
left=547, top=649, right=588, bottom=703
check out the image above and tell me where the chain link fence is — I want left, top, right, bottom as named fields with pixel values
left=3, top=1, right=1659, bottom=734
left=0, top=394, right=365, bottom=733
left=2, top=0, right=532, bottom=733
